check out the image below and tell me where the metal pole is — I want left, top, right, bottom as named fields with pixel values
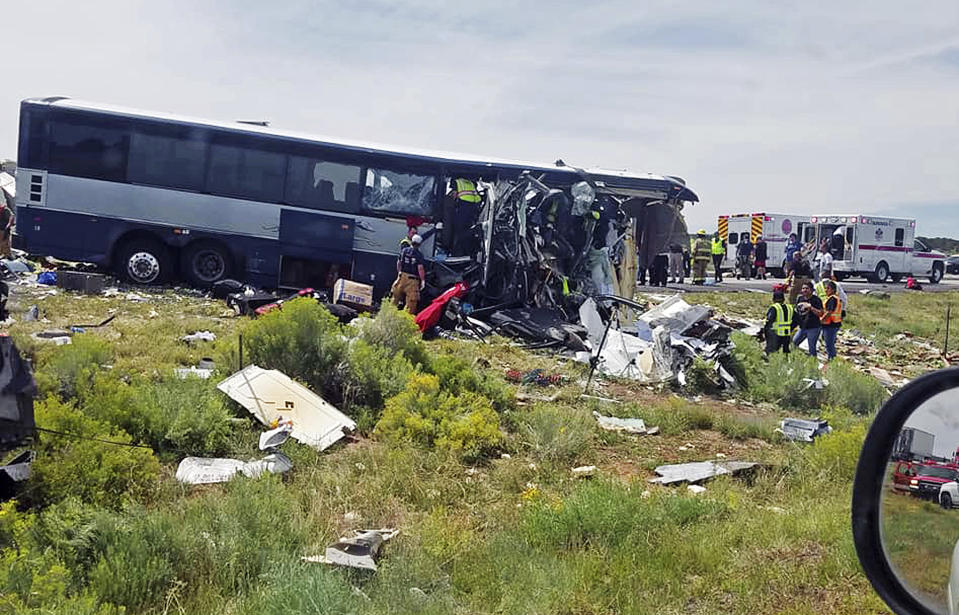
left=584, top=316, right=615, bottom=395
left=945, top=306, right=951, bottom=359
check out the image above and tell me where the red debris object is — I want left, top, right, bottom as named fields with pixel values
left=414, top=282, right=468, bottom=332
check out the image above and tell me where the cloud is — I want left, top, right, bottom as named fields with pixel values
left=1, top=0, right=956, bottom=237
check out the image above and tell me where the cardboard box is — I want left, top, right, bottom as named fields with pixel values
left=332, top=279, right=373, bottom=310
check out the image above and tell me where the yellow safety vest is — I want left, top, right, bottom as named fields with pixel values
left=711, top=238, right=725, bottom=255
left=451, top=178, right=481, bottom=203
left=771, top=303, right=795, bottom=336
left=814, top=280, right=826, bottom=301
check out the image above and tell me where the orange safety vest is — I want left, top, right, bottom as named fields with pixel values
left=821, top=295, right=842, bottom=325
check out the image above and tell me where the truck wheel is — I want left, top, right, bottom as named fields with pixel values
left=930, top=263, right=943, bottom=284
left=182, top=241, right=234, bottom=287
left=942, top=492, right=953, bottom=509
left=115, top=237, right=172, bottom=285
left=873, top=261, right=890, bottom=283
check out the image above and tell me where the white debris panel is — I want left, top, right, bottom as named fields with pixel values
left=592, top=411, right=648, bottom=434
left=217, top=365, right=356, bottom=450
left=302, top=529, right=399, bottom=571
left=575, top=297, right=736, bottom=386
left=649, top=460, right=757, bottom=485
left=175, top=453, right=292, bottom=485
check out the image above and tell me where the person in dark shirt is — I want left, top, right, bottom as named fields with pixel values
left=793, top=281, right=823, bottom=357
left=391, top=234, right=426, bottom=314
left=762, top=290, right=794, bottom=354
left=735, top=237, right=753, bottom=279
left=787, top=251, right=812, bottom=304
left=753, top=235, right=768, bottom=280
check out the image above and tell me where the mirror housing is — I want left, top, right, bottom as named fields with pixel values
left=853, top=367, right=959, bottom=615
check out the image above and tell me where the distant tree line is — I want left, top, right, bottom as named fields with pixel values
left=919, top=237, right=959, bottom=254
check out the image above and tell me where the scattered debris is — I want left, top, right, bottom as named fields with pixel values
left=302, top=529, right=399, bottom=571
left=37, top=271, right=57, bottom=285
left=801, top=377, right=829, bottom=390
left=217, top=365, right=356, bottom=450
left=125, top=292, right=148, bottom=302
left=174, top=366, right=213, bottom=380
left=56, top=271, right=108, bottom=294
left=687, top=484, right=707, bottom=495
left=592, top=411, right=649, bottom=434
left=649, top=460, right=757, bottom=485
left=869, top=366, right=897, bottom=388
left=515, top=391, right=560, bottom=403
left=23, top=305, right=38, bottom=321
left=409, top=587, right=429, bottom=602
left=258, top=423, right=292, bottom=450
left=182, top=331, right=216, bottom=344
left=571, top=465, right=598, bottom=478
left=174, top=453, right=292, bottom=484
left=70, top=314, right=116, bottom=329
left=858, top=289, right=890, bottom=299
left=778, top=418, right=832, bottom=442
left=0, top=450, right=35, bottom=499
left=505, top=368, right=563, bottom=386
left=31, top=330, right=72, bottom=345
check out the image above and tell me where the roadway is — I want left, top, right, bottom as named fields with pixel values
left=642, top=273, right=959, bottom=294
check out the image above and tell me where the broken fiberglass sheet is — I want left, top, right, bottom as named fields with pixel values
left=576, top=299, right=673, bottom=382
left=217, top=365, right=356, bottom=451
left=779, top=418, right=832, bottom=442
left=649, top=460, right=757, bottom=485
left=175, top=453, right=292, bottom=485
left=303, top=529, right=399, bottom=571
left=638, top=295, right=711, bottom=333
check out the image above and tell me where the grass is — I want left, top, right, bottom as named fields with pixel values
left=881, top=486, right=959, bottom=610
left=4, top=283, right=945, bottom=614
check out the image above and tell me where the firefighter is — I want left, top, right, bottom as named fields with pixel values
left=445, top=178, right=482, bottom=256
left=710, top=232, right=725, bottom=283
left=761, top=290, right=795, bottom=354
left=692, top=229, right=711, bottom=285
left=392, top=234, right=426, bottom=314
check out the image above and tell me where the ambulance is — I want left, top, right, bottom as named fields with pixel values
left=716, top=213, right=813, bottom=276
left=809, top=215, right=945, bottom=283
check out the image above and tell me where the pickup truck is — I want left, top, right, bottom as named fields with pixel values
left=941, top=481, right=959, bottom=509
left=911, top=464, right=959, bottom=500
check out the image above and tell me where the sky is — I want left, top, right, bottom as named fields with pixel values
left=4, top=1, right=959, bottom=234
left=904, top=388, right=959, bottom=459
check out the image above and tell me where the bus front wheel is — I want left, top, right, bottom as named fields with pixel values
left=182, top=241, right=233, bottom=287
left=116, top=238, right=172, bottom=285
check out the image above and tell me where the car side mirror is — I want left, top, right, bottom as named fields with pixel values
left=854, top=367, right=959, bottom=614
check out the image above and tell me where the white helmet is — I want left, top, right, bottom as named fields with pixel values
left=411, top=234, right=423, bottom=245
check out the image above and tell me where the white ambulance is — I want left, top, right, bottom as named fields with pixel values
left=810, top=215, right=945, bottom=283
left=717, top=212, right=812, bottom=276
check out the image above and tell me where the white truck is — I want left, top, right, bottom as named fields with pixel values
left=810, top=215, right=945, bottom=283
left=717, top=212, right=813, bottom=276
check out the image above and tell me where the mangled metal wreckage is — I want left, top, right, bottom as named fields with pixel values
left=421, top=168, right=736, bottom=386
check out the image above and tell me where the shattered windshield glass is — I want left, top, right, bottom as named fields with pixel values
left=362, top=168, right=436, bottom=216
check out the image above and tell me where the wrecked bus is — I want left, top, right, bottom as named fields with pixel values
left=13, top=97, right=697, bottom=297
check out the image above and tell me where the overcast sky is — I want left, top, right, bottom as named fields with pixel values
left=904, top=388, right=959, bottom=458
left=4, top=1, right=959, bottom=234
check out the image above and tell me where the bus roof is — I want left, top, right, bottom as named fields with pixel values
left=25, top=97, right=698, bottom=202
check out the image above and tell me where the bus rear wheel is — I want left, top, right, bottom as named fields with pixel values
left=116, top=238, right=172, bottom=285
left=182, top=241, right=233, bottom=287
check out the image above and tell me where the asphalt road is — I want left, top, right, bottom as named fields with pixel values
left=642, top=273, right=959, bottom=294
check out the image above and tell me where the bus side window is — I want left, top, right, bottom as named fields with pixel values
left=362, top=167, right=436, bottom=216
left=48, top=118, right=129, bottom=182
left=128, top=131, right=207, bottom=191
left=894, top=228, right=904, bottom=247
left=207, top=144, right=286, bottom=203
left=286, top=156, right=362, bottom=214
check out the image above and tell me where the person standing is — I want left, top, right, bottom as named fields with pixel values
left=754, top=235, right=768, bottom=280
left=668, top=240, right=684, bottom=284
left=711, top=232, right=725, bottom=282
left=784, top=233, right=801, bottom=274
left=787, top=251, right=813, bottom=304
left=735, top=236, right=753, bottom=280
left=0, top=204, right=13, bottom=260
left=793, top=281, right=823, bottom=357
left=651, top=250, right=669, bottom=287
left=692, top=230, right=710, bottom=285
left=809, top=280, right=842, bottom=361
left=762, top=290, right=794, bottom=354
left=816, top=243, right=833, bottom=282
left=392, top=234, right=426, bottom=314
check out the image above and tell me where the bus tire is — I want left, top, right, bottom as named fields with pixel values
left=116, top=237, right=172, bottom=285
left=182, top=241, right=233, bottom=287
left=930, top=263, right=944, bottom=284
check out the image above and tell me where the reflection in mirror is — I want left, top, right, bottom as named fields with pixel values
left=882, top=387, right=959, bottom=614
